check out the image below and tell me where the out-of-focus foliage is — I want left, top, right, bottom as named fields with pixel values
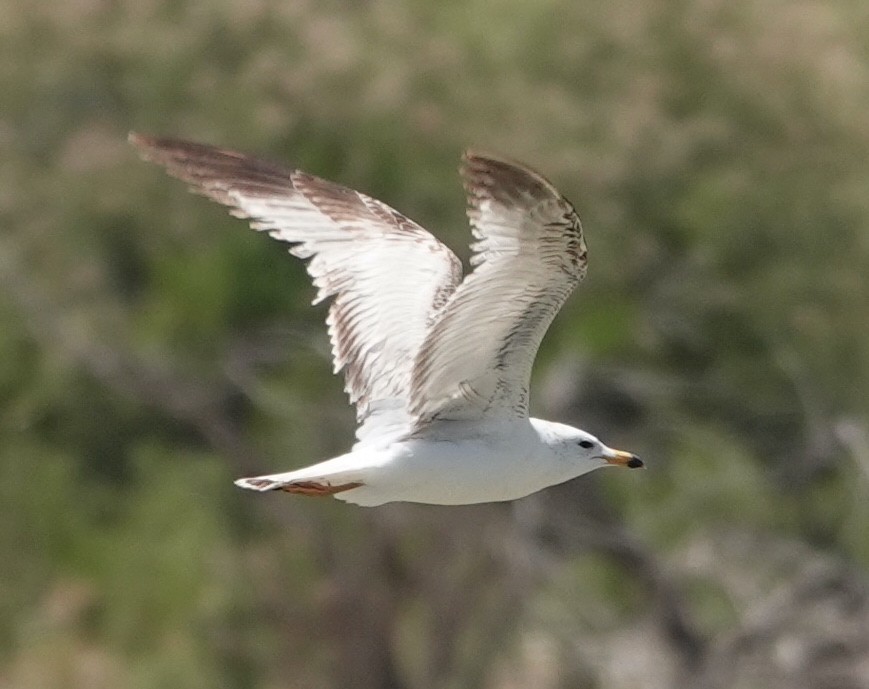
left=1, top=0, right=868, bottom=687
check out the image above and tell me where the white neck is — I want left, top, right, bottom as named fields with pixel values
left=529, top=417, right=579, bottom=448
left=528, top=416, right=604, bottom=484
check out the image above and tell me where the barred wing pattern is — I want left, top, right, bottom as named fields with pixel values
left=409, top=151, right=587, bottom=426
left=130, top=134, right=462, bottom=421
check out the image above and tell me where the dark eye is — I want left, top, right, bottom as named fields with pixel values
left=578, top=440, right=594, bottom=449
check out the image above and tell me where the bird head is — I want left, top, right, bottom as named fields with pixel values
left=535, top=420, right=644, bottom=476
left=576, top=430, right=643, bottom=470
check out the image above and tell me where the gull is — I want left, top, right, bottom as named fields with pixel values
left=130, top=133, right=643, bottom=506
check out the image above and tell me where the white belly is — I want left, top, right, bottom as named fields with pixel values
left=337, top=422, right=560, bottom=506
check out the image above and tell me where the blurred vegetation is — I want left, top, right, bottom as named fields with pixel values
left=1, top=0, right=868, bottom=687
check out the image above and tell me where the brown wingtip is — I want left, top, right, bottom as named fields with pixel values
left=128, top=131, right=198, bottom=156
left=128, top=132, right=269, bottom=168
left=462, top=149, right=525, bottom=168
left=128, top=131, right=172, bottom=162
left=128, top=131, right=148, bottom=156
left=128, top=131, right=158, bottom=152
left=461, top=149, right=533, bottom=182
left=460, top=149, right=560, bottom=204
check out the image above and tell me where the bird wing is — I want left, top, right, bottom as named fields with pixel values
left=409, top=151, right=587, bottom=427
left=130, top=134, right=462, bottom=423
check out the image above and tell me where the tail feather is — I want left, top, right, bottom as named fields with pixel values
left=234, top=452, right=371, bottom=495
left=235, top=476, right=363, bottom=496
left=234, top=475, right=286, bottom=492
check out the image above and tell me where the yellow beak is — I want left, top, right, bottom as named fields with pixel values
left=604, top=448, right=644, bottom=469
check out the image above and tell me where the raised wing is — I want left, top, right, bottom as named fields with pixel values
left=130, top=134, right=462, bottom=421
left=409, top=151, right=587, bottom=426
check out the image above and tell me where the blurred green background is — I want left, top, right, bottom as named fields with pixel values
left=2, top=0, right=868, bottom=687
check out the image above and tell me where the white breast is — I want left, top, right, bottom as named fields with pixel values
left=337, top=419, right=561, bottom=505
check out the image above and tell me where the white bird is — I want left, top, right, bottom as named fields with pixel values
left=130, top=133, right=643, bottom=506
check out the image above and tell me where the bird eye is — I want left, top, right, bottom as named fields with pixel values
left=578, top=440, right=594, bottom=449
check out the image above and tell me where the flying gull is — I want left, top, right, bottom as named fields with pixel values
left=130, top=133, right=643, bottom=506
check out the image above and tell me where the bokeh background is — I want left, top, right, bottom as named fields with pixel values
left=2, top=0, right=869, bottom=687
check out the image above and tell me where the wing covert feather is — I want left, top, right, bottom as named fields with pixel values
left=409, top=152, right=587, bottom=426
left=130, top=134, right=462, bottom=420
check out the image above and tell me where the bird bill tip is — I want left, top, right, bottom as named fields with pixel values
left=605, top=449, right=644, bottom=469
